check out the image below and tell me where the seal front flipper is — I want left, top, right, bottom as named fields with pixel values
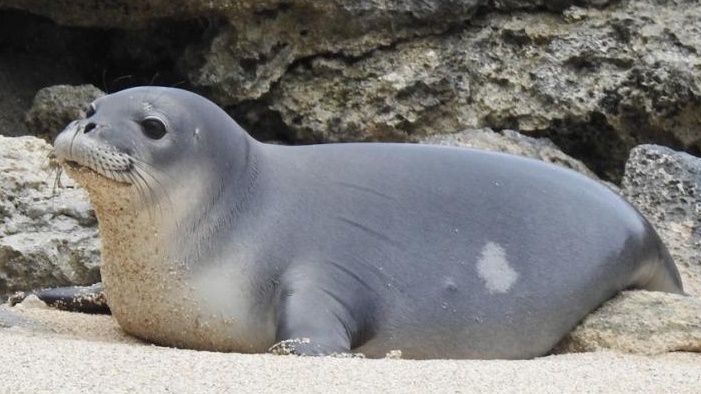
left=270, top=265, right=374, bottom=356
left=271, top=288, right=353, bottom=356
left=8, top=282, right=109, bottom=314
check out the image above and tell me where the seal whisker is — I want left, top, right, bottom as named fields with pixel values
left=129, top=156, right=177, bottom=183
left=137, top=170, right=163, bottom=224
left=112, top=74, right=133, bottom=84
left=126, top=171, right=153, bottom=220
left=46, top=149, right=64, bottom=195
left=129, top=167, right=155, bottom=207
left=131, top=161, right=173, bottom=209
left=149, top=72, right=160, bottom=86
left=134, top=168, right=163, bottom=223
left=131, top=164, right=169, bottom=220
left=106, top=168, right=118, bottom=182
left=131, top=162, right=180, bottom=230
left=52, top=167, right=63, bottom=194
left=68, top=127, right=80, bottom=158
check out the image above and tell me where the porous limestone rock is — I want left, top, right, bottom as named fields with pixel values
left=622, top=145, right=701, bottom=297
left=269, top=0, right=701, bottom=181
left=557, top=291, right=701, bottom=354
left=25, top=84, right=104, bottom=141
left=0, top=136, right=99, bottom=297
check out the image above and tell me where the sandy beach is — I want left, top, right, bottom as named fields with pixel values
left=1, top=305, right=699, bottom=393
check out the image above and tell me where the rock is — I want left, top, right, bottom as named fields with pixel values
left=420, top=128, right=600, bottom=180
left=0, top=136, right=100, bottom=298
left=24, top=85, right=105, bottom=141
left=12, top=294, right=50, bottom=310
left=0, top=304, right=38, bottom=328
left=556, top=145, right=701, bottom=356
left=269, top=0, right=701, bottom=181
left=556, top=291, right=701, bottom=354
left=0, top=1, right=610, bottom=28
left=183, top=0, right=487, bottom=104
left=1, top=0, right=484, bottom=104
left=491, top=1, right=615, bottom=12
left=0, top=0, right=217, bottom=28
left=2, top=2, right=699, bottom=182
left=0, top=4, right=699, bottom=359
left=622, top=145, right=701, bottom=297
left=0, top=1, right=615, bottom=107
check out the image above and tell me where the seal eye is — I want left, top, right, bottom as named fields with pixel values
left=141, top=118, right=167, bottom=140
left=85, top=104, right=96, bottom=118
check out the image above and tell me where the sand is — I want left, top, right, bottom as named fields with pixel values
left=1, top=305, right=699, bottom=393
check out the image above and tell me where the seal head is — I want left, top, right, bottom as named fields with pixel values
left=55, top=87, right=251, bottom=192
left=54, top=87, right=268, bottom=352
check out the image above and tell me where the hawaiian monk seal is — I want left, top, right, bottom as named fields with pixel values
left=52, top=86, right=683, bottom=359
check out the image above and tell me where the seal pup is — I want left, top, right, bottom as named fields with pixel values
left=51, top=87, right=683, bottom=359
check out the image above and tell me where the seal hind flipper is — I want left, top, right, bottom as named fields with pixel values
left=628, top=230, right=684, bottom=295
left=639, top=244, right=685, bottom=294
left=8, top=283, right=110, bottom=314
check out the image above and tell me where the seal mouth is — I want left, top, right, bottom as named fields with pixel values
left=62, top=160, right=84, bottom=171
left=53, top=124, right=136, bottom=185
left=60, top=158, right=133, bottom=185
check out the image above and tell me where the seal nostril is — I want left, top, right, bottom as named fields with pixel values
left=84, top=123, right=97, bottom=134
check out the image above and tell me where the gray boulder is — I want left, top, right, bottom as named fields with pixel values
left=2, top=1, right=699, bottom=183
left=1, top=0, right=485, bottom=104
left=269, top=0, right=701, bottom=181
left=0, top=0, right=606, bottom=28
left=557, top=291, right=701, bottom=354
left=0, top=136, right=99, bottom=298
left=25, top=85, right=105, bottom=141
left=622, top=145, right=701, bottom=297
left=0, top=1, right=629, bottom=110
left=557, top=145, right=701, bottom=355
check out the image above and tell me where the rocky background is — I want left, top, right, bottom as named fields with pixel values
left=0, top=0, right=699, bottom=353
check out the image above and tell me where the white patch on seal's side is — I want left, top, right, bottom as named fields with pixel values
left=476, top=242, right=518, bottom=294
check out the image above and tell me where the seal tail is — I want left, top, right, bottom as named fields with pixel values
left=637, top=235, right=685, bottom=295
